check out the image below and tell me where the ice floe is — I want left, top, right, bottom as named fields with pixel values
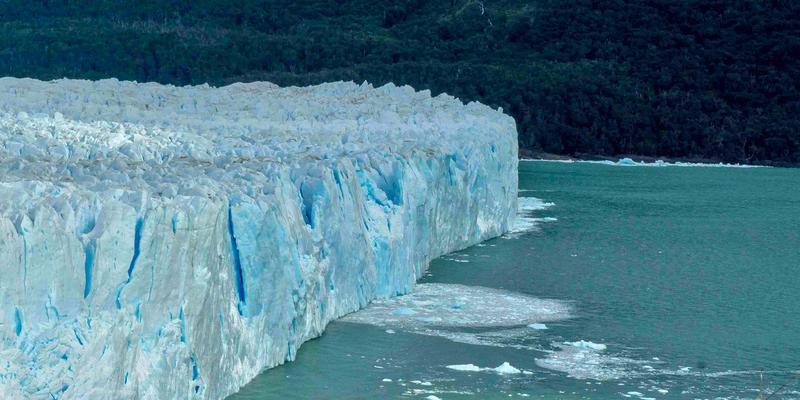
left=341, top=283, right=571, bottom=329
left=446, top=364, right=483, bottom=372
left=445, top=362, right=527, bottom=375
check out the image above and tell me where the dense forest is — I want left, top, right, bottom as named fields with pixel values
left=1, top=0, right=798, bottom=165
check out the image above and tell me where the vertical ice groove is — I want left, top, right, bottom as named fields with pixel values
left=115, top=217, right=144, bottom=309
left=227, top=204, right=246, bottom=314
left=12, top=218, right=28, bottom=293
left=13, top=307, right=22, bottom=336
left=83, top=240, right=95, bottom=298
left=298, top=182, right=313, bottom=227
left=128, top=217, right=143, bottom=278
left=179, top=306, right=186, bottom=343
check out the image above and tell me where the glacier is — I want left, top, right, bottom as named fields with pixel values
left=0, top=78, right=518, bottom=399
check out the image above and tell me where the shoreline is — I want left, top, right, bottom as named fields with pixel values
left=519, top=151, right=793, bottom=168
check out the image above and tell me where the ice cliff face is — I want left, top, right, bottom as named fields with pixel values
left=0, top=78, right=518, bottom=399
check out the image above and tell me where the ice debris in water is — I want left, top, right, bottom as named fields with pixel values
left=0, top=78, right=518, bottom=399
left=565, top=340, right=607, bottom=351
left=505, top=197, right=556, bottom=237
left=535, top=341, right=636, bottom=380
left=343, top=283, right=570, bottom=349
left=342, top=283, right=571, bottom=329
left=527, top=323, right=548, bottom=330
left=446, top=362, right=526, bottom=375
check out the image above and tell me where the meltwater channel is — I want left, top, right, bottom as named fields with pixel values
left=231, top=160, right=800, bottom=400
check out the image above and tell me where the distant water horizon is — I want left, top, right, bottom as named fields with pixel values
left=231, top=161, right=800, bottom=399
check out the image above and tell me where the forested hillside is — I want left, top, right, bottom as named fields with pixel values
left=1, top=0, right=798, bottom=164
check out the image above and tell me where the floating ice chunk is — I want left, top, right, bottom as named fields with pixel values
left=382, top=378, right=392, bottom=382
left=527, top=323, right=548, bottom=330
left=493, top=362, right=521, bottom=374
left=385, top=329, right=396, bottom=334
left=426, top=396, right=442, bottom=400
left=564, top=340, right=607, bottom=351
left=446, top=364, right=483, bottom=372
left=446, top=362, right=527, bottom=375
left=344, top=285, right=570, bottom=349
left=342, top=284, right=571, bottom=329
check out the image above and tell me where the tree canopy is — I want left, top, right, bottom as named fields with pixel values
left=1, top=0, right=798, bottom=165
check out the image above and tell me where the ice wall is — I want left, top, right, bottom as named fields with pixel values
left=0, top=78, right=517, bottom=399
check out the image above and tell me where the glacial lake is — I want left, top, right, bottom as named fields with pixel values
left=230, top=160, right=800, bottom=399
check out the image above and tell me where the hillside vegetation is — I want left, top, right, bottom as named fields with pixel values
left=1, top=0, right=798, bottom=164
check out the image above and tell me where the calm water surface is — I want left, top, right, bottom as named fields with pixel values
left=231, top=161, right=800, bottom=399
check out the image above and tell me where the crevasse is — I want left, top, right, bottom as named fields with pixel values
left=0, top=78, right=518, bottom=399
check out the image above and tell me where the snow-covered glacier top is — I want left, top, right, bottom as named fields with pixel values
left=0, top=78, right=517, bottom=400
left=0, top=78, right=512, bottom=205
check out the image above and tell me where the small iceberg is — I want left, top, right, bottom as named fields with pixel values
left=527, top=323, right=548, bottom=330
left=446, top=364, right=483, bottom=372
left=493, top=362, right=522, bottom=374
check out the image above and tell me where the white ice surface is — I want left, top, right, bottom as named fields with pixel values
left=445, top=362, right=525, bottom=375
left=493, top=362, right=521, bottom=374
left=0, top=78, right=518, bottom=399
left=341, top=283, right=571, bottom=329
left=535, top=341, right=635, bottom=380
left=565, top=340, right=607, bottom=351
left=446, top=364, right=483, bottom=372
left=505, top=197, right=556, bottom=237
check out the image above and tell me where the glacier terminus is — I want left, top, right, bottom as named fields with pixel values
left=0, top=78, right=518, bottom=399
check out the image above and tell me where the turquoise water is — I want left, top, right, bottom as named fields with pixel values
left=230, top=161, right=800, bottom=399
